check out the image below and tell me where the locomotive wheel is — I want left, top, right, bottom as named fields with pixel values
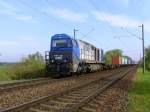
left=86, top=67, right=90, bottom=73
left=77, top=66, right=82, bottom=76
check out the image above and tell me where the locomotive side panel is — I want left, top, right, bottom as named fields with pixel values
left=77, top=40, right=96, bottom=62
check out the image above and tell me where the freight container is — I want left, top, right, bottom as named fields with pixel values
left=112, top=55, right=121, bottom=65
left=77, top=40, right=103, bottom=63
left=127, top=59, right=131, bottom=64
left=121, top=56, right=128, bottom=64
left=127, top=57, right=133, bottom=64
left=78, top=40, right=94, bottom=61
left=99, top=49, right=104, bottom=62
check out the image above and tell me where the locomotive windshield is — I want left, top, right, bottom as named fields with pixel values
left=52, top=39, right=72, bottom=47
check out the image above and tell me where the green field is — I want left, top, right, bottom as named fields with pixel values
left=128, top=68, right=150, bottom=112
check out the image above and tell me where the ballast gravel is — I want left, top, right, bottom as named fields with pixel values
left=0, top=68, right=124, bottom=110
left=78, top=67, right=136, bottom=112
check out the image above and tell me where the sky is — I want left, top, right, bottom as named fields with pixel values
left=0, top=0, right=150, bottom=62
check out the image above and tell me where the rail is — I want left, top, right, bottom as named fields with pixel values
left=0, top=67, right=134, bottom=112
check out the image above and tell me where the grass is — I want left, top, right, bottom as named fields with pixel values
left=128, top=68, right=150, bottom=112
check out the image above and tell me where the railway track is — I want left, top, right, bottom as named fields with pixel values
left=0, top=68, right=124, bottom=92
left=77, top=67, right=136, bottom=112
left=0, top=67, right=134, bottom=112
left=0, top=78, right=57, bottom=92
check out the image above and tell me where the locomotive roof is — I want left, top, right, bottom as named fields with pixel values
left=51, top=34, right=102, bottom=50
left=51, top=34, right=72, bottom=39
left=78, top=39, right=96, bottom=48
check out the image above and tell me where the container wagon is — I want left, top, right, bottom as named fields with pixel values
left=112, top=55, right=134, bottom=66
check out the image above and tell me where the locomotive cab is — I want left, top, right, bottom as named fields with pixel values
left=45, top=34, right=80, bottom=78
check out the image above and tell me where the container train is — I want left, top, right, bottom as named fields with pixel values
left=45, top=34, right=134, bottom=78
left=112, top=55, right=133, bottom=65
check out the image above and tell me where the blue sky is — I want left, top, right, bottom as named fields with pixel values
left=0, top=0, right=150, bottom=62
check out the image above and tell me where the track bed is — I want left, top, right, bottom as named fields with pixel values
left=0, top=66, right=136, bottom=112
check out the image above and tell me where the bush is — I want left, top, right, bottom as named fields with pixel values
left=10, top=63, right=45, bottom=80
left=12, top=52, right=45, bottom=80
left=0, top=52, right=45, bottom=80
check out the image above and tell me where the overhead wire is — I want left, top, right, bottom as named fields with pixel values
left=119, top=27, right=142, bottom=56
left=88, top=0, right=118, bottom=34
left=88, top=0, right=126, bottom=49
left=121, top=27, right=142, bottom=40
left=17, top=0, right=76, bottom=32
left=91, top=0, right=134, bottom=50
left=65, top=0, right=112, bottom=48
left=80, top=28, right=95, bottom=40
left=88, top=0, right=142, bottom=58
left=45, top=0, right=94, bottom=39
left=72, top=0, right=96, bottom=41
left=17, top=0, right=138, bottom=53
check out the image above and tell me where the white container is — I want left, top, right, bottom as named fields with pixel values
left=121, top=57, right=128, bottom=64
left=77, top=40, right=96, bottom=62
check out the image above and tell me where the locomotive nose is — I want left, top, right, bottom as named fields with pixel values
left=45, top=51, right=73, bottom=77
left=49, top=51, right=72, bottom=63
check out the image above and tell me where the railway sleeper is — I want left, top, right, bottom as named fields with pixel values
left=28, top=108, right=48, bottom=112
left=38, top=104, right=62, bottom=111
left=4, top=68, right=132, bottom=112
left=80, top=106, right=97, bottom=112
left=69, top=93, right=90, bottom=98
left=86, top=103, right=99, bottom=108
left=54, top=97, right=77, bottom=102
left=47, top=100, right=75, bottom=105
left=92, top=99, right=104, bottom=105
left=64, top=95, right=84, bottom=99
left=28, top=102, right=74, bottom=112
left=41, top=104, right=62, bottom=110
left=66, top=94, right=87, bottom=98
left=73, top=88, right=96, bottom=93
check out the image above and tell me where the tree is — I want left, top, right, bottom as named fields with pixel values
left=145, top=46, right=150, bottom=71
left=105, top=49, right=123, bottom=64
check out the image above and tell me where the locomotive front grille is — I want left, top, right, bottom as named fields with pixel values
left=46, top=62, right=72, bottom=74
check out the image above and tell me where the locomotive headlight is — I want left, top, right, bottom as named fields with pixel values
left=51, top=60, right=54, bottom=62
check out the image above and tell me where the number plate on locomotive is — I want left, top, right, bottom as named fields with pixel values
left=54, top=55, right=63, bottom=60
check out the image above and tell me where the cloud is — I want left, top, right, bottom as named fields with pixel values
left=0, top=1, right=34, bottom=22
left=43, top=8, right=88, bottom=22
left=92, top=11, right=150, bottom=32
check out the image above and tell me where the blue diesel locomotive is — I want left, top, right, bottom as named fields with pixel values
left=45, top=34, right=104, bottom=78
